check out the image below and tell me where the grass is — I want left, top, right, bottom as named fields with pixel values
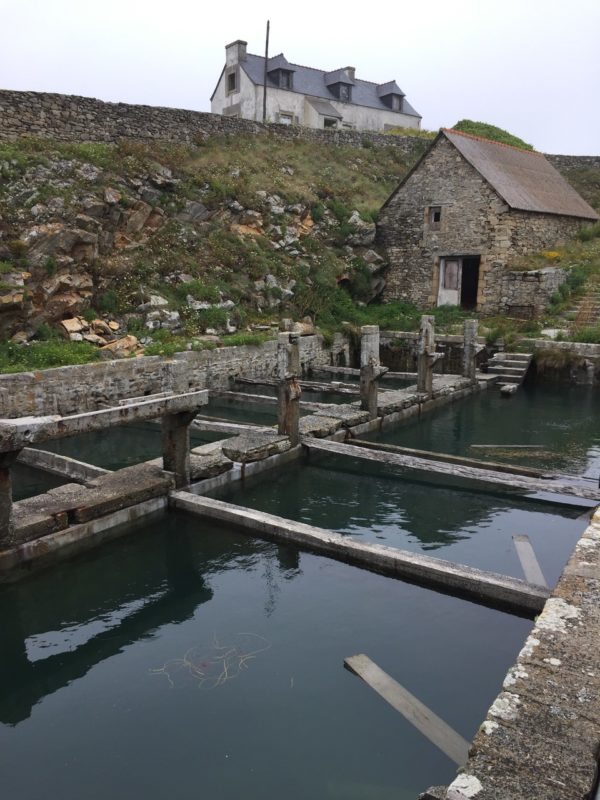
left=0, top=341, right=100, bottom=373
left=182, top=134, right=413, bottom=215
left=452, top=120, right=534, bottom=151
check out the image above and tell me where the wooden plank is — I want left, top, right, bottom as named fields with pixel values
left=512, top=535, right=548, bottom=587
left=212, top=390, right=329, bottom=413
left=344, top=654, right=470, bottom=766
left=471, top=444, right=547, bottom=451
left=170, top=491, right=549, bottom=616
left=351, top=439, right=548, bottom=479
left=303, top=438, right=599, bottom=503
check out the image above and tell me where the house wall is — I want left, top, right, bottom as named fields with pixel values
left=210, top=66, right=256, bottom=120
left=378, top=137, right=590, bottom=315
left=249, top=85, right=420, bottom=131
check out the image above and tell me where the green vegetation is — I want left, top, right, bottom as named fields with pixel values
left=0, top=341, right=100, bottom=373
left=382, top=126, right=436, bottom=140
left=452, top=120, right=534, bottom=151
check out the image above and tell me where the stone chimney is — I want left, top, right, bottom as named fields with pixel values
left=225, top=40, right=247, bottom=66
left=345, top=66, right=356, bottom=81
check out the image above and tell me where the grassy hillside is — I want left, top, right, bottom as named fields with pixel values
left=0, top=130, right=598, bottom=372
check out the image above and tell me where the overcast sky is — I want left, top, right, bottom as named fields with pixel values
left=1, top=0, right=599, bottom=154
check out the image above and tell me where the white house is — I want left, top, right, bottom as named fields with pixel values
left=211, top=40, right=421, bottom=132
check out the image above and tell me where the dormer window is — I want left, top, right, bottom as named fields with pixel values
left=339, top=84, right=351, bottom=102
left=391, top=95, right=403, bottom=112
left=278, top=70, right=293, bottom=90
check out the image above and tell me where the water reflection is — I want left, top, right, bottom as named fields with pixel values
left=0, top=517, right=300, bottom=726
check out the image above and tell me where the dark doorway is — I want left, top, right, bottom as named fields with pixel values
left=460, top=256, right=480, bottom=309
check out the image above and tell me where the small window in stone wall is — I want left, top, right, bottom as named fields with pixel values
left=227, top=72, right=237, bottom=93
left=428, top=206, right=442, bottom=229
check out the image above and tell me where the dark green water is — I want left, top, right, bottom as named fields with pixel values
left=370, top=383, right=600, bottom=478
left=0, top=510, right=532, bottom=800
left=215, top=457, right=585, bottom=585
left=34, top=421, right=223, bottom=472
left=12, top=464, right=66, bottom=502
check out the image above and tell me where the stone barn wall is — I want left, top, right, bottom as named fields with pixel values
left=378, top=136, right=589, bottom=315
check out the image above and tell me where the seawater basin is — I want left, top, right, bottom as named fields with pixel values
left=0, top=509, right=532, bottom=800
left=214, top=455, right=586, bottom=587
left=368, top=383, right=600, bottom=477
left=12, top=463, right=66, bottom=502
left=31, top=421, right=225, bottom=473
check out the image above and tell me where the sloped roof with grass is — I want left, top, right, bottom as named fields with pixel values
left=444, top=129, right=599, bottom=220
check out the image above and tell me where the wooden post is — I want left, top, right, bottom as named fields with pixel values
left=462, top=319, right=478, bottom=382
left=0, top=450, right=21, bottom=549
left=262, top=20, right=270, bottom=123
left=360, top=325, right=384, bottom=420
left=277, top=333, right=301, bottom=446
left=417, top=315, right=436, bottom=396
left=162, top=411, right=197, bottom=488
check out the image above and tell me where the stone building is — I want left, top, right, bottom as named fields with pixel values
left=378, top=129, right=599, bottom=315
left=211, top=40, right=421, bottom=132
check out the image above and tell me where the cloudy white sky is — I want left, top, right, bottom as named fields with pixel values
left=1, top=0, right=599, bottom=154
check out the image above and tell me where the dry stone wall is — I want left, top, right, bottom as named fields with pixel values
left=0, top=90, right=423, bottom=156
left=0, top=335, right=333, bottom=417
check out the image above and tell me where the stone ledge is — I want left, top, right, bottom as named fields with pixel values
left=221, top=432, right=291, bottom=463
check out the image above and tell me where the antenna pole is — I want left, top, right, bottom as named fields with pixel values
left=262, top=20, right=270, bottom=123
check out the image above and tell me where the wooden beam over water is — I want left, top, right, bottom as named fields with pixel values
left=303, top=438, right=599, bottom=503
left=512, top=535, right=548, bottom=587
left=170, top=491, right=550, bottom=616
left=344, top=654, right=470, bottom=766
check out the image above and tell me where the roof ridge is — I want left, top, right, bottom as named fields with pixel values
left=442, top=127, right=544, bottom=157
left=247, top=52, right=392, bottom=86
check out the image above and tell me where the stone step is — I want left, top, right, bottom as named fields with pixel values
left=488, top=365, right=525, bottom=376
left=493, top=375, right=521, bottom=384
left=498, top=352, right=532, bottom=361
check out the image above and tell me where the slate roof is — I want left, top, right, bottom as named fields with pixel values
left=382, top=130, right=599, bottom=221
left=443, top=129, right=599, bottom=220
left=239, top=53, right=421, bottom=118
left=306, top=98, right=342, bottom=119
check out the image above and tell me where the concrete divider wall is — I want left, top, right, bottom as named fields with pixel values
left=0, top=334, right=333, bottom=417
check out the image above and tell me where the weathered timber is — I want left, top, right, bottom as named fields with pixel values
left=170, top=492, right=549, bottom=615
left=162, top=411, right=197, bottom=488
left=311, top=365, right=418, bottom=381
left=349, top=439, right=549, bottom=479
left=213, top=390, right=328, bottom=413
left=470, top=444, right=547, bottom=451
left=0, top=391, right=209, bottom=451
left=303, top=438, right=599, bottom=502
left=18, top=447, right=109, bottom=483
left=192, top=418, right=270, bottom=435
left=237, top=377, right=360, bottom=396
left=512, top=535, right=548, bottom=587
left=360, top=325, right=387, bottom=420
left=344, top=654, right=470, bottom=766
